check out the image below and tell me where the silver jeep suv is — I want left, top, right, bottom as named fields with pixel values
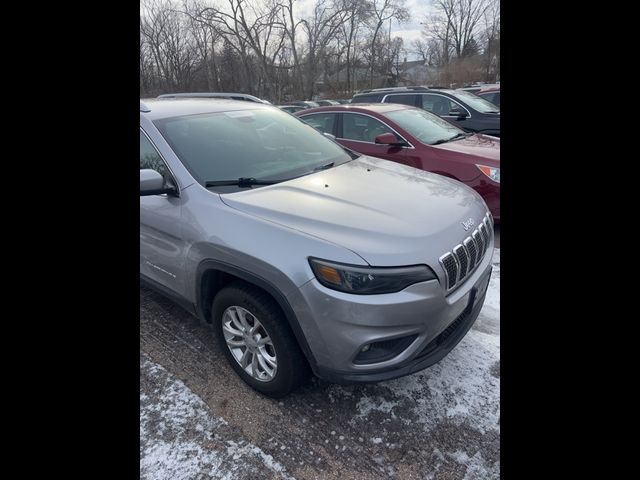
left=140, top=98, right=494, bottom=397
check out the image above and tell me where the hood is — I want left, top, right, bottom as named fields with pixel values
left=220, top=157, right=489, bottom=268
left=434, top=134, right=500, bottom=166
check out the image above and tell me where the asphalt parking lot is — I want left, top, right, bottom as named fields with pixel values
left=140, top=238, right=500, bottom=479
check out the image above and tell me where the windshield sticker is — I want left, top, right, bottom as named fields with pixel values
left=224, top=111, right=255, bottom=120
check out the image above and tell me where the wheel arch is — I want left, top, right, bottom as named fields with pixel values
left=195, top=259, right=318, bottom=372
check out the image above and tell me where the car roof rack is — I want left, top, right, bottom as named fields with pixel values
left=358, top=86, right=431, bottom=94
left=140, top=100, right=151, bottom=112
left=157, top=92, right=270, bottom=104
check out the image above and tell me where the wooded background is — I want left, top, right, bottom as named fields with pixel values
left=140, top=0, right=500, bottom=102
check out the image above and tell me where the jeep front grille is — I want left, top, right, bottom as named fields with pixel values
left=439, top=213, right=493, bottom=293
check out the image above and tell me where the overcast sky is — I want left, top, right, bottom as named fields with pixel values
left=391, top=0, right=432, bottom=50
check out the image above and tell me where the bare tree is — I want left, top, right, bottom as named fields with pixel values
left=141, top=0, right=202, bottom=93
left=188, top=0, right=286, bottom=98
left=140, top=30, right=152, bottom=95
left=429, top=0, right=491, bottom=59
left=182, top=0, right=222, bottom=91
left=273, top=0, right=305, bottom=98
left=335, top=0, right=369, bottom=93
left=417, top=0, right=499, bottom=85
left=299, top=0, right=348, bottom=98
left=411, top=39, right=428, bottom=62
left=365, top=0, right=408, bottom=87
left=480, top=0, right=500, bottom=81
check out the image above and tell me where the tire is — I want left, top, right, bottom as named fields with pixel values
left=211, top=282, right=309, bottom=398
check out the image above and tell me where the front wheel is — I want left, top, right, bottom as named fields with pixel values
left=212, top=282, right=309, bottom=397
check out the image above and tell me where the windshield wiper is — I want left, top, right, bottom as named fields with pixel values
left=432, top=132, right=468, bottom=145
left=206, top=165, right=338, bottom=189
left=205, top=177, right=279, bottom=188
left=485, top=110, right=500, bottom=113
left=312, top=162, right=334, bottom=172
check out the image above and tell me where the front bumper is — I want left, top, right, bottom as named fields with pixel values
left=286, top=249, right=493, bottom=383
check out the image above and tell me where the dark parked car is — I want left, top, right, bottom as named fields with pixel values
left=316, top=100, right=341, bottom=106
left=351, top=87, right=500, bottom=137
left=296, top=103, right=500, bottom=221
left=476, top=87, right=500, bottom=107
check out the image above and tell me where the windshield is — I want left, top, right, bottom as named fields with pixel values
left=386, top=108, right=465, bottom=145
left=450, top=90, right=500, bottom=113
left=153, top=108, right=354, bottom=189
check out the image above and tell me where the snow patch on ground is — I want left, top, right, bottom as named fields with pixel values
left=140, top=361, right=226, bottom=437
left=449, top=450, right=498, bottom=480
left=354, top=396, right=399, bottom=420
left=141, top=440, right=226, bottom=480
left=225, top=440, right=292, bottom=477
left=384, top=326, right=500, bottom=434
left=350, top=249, right=501, bottom=433
left=140, top=358, right=294, bottom=480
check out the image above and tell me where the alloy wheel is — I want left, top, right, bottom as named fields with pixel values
left=221, top=305, right=278, bottom=382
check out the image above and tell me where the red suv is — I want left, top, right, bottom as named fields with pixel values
left=296, top=104, right=500, bottom=221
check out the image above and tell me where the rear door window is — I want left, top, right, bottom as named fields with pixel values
left=480, top=92, right=500, bottom=106
left=383, top=94, right=417, bottom=106
left=341, top=113, right=396, bottom=143
left=418, top=94, right=460, bottom=116
left=299, top=113, right=337, bottom=135
left=351, top=94, right=383, bottom=103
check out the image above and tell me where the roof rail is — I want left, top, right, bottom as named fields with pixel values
left=157, top=92, right=271, bottom=104
left=140, top=100, right=151, bottom=112
left=357, top=86, right=430, bottom=94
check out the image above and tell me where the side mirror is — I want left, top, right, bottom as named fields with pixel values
left=449, top=108, right=468, bottom=118
left=140, top=169, right=175, bottom=196
left=375, top=132, right=404, bottom=146
left=323, top=132, right=336, bottom=140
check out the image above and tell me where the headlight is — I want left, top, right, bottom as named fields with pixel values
left=308, top=258, right=437, bottom=294
left=476, top=164, right=500, bottom=183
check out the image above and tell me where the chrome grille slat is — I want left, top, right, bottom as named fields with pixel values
left=438, top=213, right=493, bottom=293
left=483, top=216, right=491, bottom=234
left=479, top=223, right=489, bottom=247
left=453, top=244, right=469, bottom=281
left=440, top=253, right=458, bottom=290
left=463, top=237, right=477, bottom=267
left=472, top=230, right=484, bottom=263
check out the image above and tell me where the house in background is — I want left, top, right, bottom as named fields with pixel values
left=396, top=59, right=439, bottom=86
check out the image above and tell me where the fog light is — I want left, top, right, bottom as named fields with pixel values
left=354, top=335, right=418, bottom=364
